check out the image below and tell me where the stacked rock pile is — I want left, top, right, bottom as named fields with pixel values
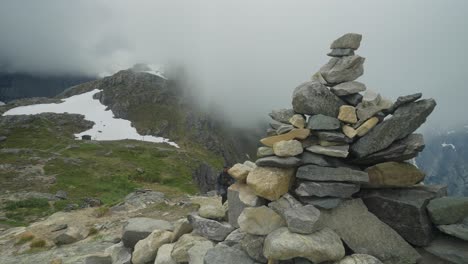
left=81, top=34, right=468, bottom=264
left=223, top=33, right=468, bottom=264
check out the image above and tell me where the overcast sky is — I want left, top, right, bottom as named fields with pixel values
left=1, top=0, right=467, bottom=129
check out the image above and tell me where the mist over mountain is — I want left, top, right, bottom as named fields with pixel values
left=1, top=1, right=468, bottom=129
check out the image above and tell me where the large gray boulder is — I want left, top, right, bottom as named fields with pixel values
left=330, top=33, right=363, bottom=50
left=188, top=213, right=235, bottom=242
left=427, top=197, right=468, bottom=225
left=295, top=181, right=360, bottom=198
left=292, top=81, right=345, bottom=117
left=352, top=134, right=425, bottom=165
left=328, top=48, right=355, bottom=57
left=319, top=55, right=365, bottom=84
left=307, top=114, right=341, bottom=130
left=263, top=227, right=345, bottom=263
left=360, top=185, right=447, bottom=246
left=221, top=229, right=247, bottom=248
left=204, top=244, right=256, bottom=264
left=240, top=234, right=268, bottom=263
left=256, top=156, right=302, bottom=168
left=284, top=205, right=321, bottom=234
left=298, top=197, right=345, bottom=209
left=296, top=165, right=368, bottom=184
left=351, top=99, right=436, bottom=158
left=425, top=235, right=468, bottom=264
left=121, top=217, right=173, bottom=248
left=315, top=199, right=421, bottom=264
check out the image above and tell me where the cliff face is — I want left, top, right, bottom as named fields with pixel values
left=0, top=72, right=94, bottom=102
left=57, top=69, right=258, bottom=165
left=418, top=127, right=468, bottom=196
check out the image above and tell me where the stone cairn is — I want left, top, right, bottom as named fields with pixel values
left=85, top=34, right=468, bottom=264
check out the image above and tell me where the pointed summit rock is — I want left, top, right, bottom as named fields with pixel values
left=330, top=33, right=363, bottom=50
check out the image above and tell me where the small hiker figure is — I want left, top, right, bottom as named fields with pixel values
left=217, top=166, right=235, bottom=204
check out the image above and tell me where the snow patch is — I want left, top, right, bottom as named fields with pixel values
left=2, top=89, right=179, bottom=147
left=143, top=64, right=167, bottom=80
left=0, top=101, right=5, bottom=106
left=441, top=143, right=456, bottom=150
left=447, top=130, right=455, bottom=135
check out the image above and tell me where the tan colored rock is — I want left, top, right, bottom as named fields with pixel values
left=171, top=234, right=209, bottom=263
left=355, top=117, right=379, bottom=137
left=273, top=140, right=303, bottom=157
left=170, top=218, right=193, bottom=242
left=342, top=125, right=357, bottom=138
left=289, top=114, right=306, bottom=129
left=228, top=163, right=253, bottom=183
left=364, top=162, right=425, bottom=188
left=246, top=166, right=295, bottom=201
left=132, top=230, right=172, bottom=264
left=260, top=129, right=310, bottom=147
left=263, top=227, right=345, bottom=263
left=338, top=105, right=357, bottom=124
left=238, top=206, right=286, bottom=235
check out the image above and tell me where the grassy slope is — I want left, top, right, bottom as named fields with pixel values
left=0, top=115, right=224, bottom=227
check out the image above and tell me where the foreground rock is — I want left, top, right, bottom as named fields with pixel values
left=227, top=183, right=265, bottom=228
left=364, top=162, right=425, bottom=188
left=246, top=166, right=295, bottom=201
left=204, top=244, right=256, bottom=264
left=426, top=197, right=468, bottom=225
left=351, top=99, right=436, bottom=158
left=238, top=206, right=286, bottom=235
left=188, top=241, right=214, bottom=264
left=154, top=243, right=176, bottom=264
left=296, top=165, right=368, bottom=184
left=104, top=242, right=131, bottom=264
left=188, top=213, right=234, bottom=241
left=292, top=81, right=345, bottom=117
left=240, top=234, right=267, bottom=263
left=316, top=199, right=421, bottom=264
left=331, top=81, right=366, bottom=96
left=171, top=234, right=209, bottom=263
left=83, top=254, right=112, bottom=264
left=360, top=185, right=447, bottom=246
left=333, top=254, right=383, bottom=264
left=122, top=217, right=173, bottom=248
left=132, top=229, right=172, bottom=264
left=263, top=227, right=345, bottom=263
left=425, top=235, right=468, bottom=264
